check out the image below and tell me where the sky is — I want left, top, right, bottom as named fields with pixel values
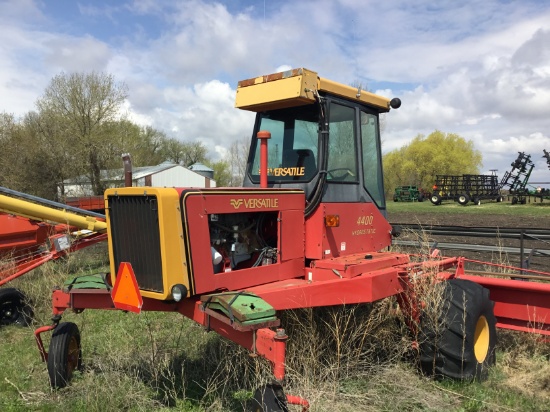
left=1, top=0, right=550, bottom=185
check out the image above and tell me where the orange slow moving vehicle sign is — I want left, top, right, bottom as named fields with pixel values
left=111, top=262, right=143, bottom=314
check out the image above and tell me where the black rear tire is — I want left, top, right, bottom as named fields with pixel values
left=430, top=194, right=442, bottom=205
left=0, top=288, right=33, bottom=326
left=419, top=279, right=497, bottom=381
left=48, top=322, right=82, bottom=389
left=457, top=194, right=470, bottom=206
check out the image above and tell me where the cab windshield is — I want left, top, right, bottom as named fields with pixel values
left=248, top=105, right=319, bottom=183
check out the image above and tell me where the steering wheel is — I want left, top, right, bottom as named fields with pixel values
left=327, top=168, right=355, bottom=181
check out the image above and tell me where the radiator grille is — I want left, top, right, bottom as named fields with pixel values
left=108, top=195, right=163, bottom=292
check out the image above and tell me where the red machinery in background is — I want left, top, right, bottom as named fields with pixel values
left=0, top=187, right=107, bottom=325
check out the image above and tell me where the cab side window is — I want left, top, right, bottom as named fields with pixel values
left=327, top=103, right=358, bottom=182
left=361, top=111, right=384, bottom=207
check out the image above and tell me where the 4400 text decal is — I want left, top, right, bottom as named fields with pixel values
left=352, top=215, right=375, bottom=235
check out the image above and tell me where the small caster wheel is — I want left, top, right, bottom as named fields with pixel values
left=48, top=322, right=82, bottom=389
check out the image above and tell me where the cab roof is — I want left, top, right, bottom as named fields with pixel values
left=235, top=68, right=391, bottom=113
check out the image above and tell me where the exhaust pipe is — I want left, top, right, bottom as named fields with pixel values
left=122, top=153, right=132, bottom=187
left=257, top=131, right=271, bottom=188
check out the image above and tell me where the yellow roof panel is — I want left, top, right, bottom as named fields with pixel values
left=235, top=68, right=391, bottom=112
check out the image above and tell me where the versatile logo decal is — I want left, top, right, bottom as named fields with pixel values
left=230, top=198, right=279, bottom=209
left=264, top=167, right=305, bottom=177
left=230, top=199, right=244, bottom=209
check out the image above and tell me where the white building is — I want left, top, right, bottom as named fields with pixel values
left=60, top=163, right=216, bottom=197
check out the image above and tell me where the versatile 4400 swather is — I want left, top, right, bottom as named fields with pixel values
left=2, top=68, right=549, bottom=412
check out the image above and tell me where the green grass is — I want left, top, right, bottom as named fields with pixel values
left=1, top=243, right=549, bottom=411
left=386, top=198, right=550, bottom=216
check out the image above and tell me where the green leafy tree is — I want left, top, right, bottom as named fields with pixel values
left=36, top=72, right=128, bottom=195
left=383, top=130, right=482, bottom=196
left=0, top=111, right=81, bottom=198
left=206, top=159, right=232, bottom=187
left=1, top=72, right=220, bottom=198
left=22, top=111, right=81, bottom=198
left=0, top=112, right=26, bottom=190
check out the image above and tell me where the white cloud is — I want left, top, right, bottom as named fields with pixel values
left=477, top=133, right=550, bottom=156
left=122, top=79, right=255, bottom=158
left=1, top=0, right=550, bottom=177
left=0, top=0, right=44, bottom=23
left=43, top=36, right=112, bottom=72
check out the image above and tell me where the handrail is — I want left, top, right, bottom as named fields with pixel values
left=391, top=223, right=550, bottom=241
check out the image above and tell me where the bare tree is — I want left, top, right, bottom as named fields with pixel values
left=228, top=137, right=250, bottom=186
left=160, top=139, right=208, bottom=167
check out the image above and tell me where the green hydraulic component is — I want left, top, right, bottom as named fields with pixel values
left=200, top=292, right=277, bottom=327
left=63, top=274, right=111, bottom=291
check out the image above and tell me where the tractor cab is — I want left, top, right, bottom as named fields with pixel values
left=236, top=68, right=401, bottom=217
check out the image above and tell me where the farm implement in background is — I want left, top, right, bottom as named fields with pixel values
left=1, top=68, right=550, bottom=412
left=392, top=185, right=427, bottom=202
left=535, top=149, right=550, bottom=200
left=430, top=173, right=503, bottom=206
left=0, top=186, right=107, bottom=325
left=499, top=152, right=535, bottom=205
left=499, top=151, right=550, bottom=203
left=429, top=150, right=550, bottom=206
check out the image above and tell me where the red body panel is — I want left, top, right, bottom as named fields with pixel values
left=246, top=252, right=410, bottom=310
left=0, top=213, right=52, bottom=253
left=310, top=252, right=410, bottom=280
left=246, top=267, right=403, bottom=310
left=457, top=274, right=550, bottom=336
left=64, top=196, right=105, bottom=212
left=180, top=189, right=306, bottom=294
left=305, top=203, right=392, bottom=259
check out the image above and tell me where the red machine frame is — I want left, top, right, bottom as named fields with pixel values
left=0, top=213, right=106, bottom=287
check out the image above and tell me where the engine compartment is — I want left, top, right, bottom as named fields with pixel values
left=208, top=211, right=279, bottom=273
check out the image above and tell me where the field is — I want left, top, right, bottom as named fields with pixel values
left=0, top=201, right=549, bottom=411
left=387, top=199, right=550, bottom=272
left=387, top=197, right=550, bottom=227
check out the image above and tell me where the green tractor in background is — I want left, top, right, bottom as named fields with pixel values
left=393, top=185, right=425, bottom=202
